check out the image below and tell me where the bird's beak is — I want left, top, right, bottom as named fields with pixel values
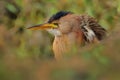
left=27, top=23, right=58, bottom=30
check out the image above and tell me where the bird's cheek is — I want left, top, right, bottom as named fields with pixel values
left=59, top=25, right=72, bottom=34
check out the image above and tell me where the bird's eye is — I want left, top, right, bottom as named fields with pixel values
left=53, top=23, right=58, bottom=26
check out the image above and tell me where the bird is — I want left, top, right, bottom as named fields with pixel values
left=28, top=11, right=106, bottom=60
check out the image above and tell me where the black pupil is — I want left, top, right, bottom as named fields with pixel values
left=53, top=23, right=58, bottom=25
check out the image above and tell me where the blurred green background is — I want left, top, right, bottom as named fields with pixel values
left=0, top=0, right=120, bottom=80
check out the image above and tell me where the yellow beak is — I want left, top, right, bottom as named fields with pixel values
left=27, top=23, right=58, bottom=30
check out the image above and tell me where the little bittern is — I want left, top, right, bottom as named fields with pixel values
left=28, top=11, right=106, bottom=60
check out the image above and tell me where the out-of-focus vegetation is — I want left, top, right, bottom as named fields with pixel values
left=0, top=0, right=120, bottom=80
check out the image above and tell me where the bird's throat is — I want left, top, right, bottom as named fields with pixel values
left=53, top=31, right=84, bottom=60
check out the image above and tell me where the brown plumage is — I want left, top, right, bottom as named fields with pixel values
left=28, top=11, right=106, bottom=60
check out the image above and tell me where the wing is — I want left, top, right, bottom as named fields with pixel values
left=79, top=15, right=106, bottom=43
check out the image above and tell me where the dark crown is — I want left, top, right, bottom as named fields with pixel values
left=48, top=11, right=72, bottom=23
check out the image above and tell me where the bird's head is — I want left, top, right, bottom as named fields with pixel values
left=28, top=11, right=79, bottom=36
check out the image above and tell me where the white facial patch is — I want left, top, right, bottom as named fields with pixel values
left=47, top=29, right=62, bottom=36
